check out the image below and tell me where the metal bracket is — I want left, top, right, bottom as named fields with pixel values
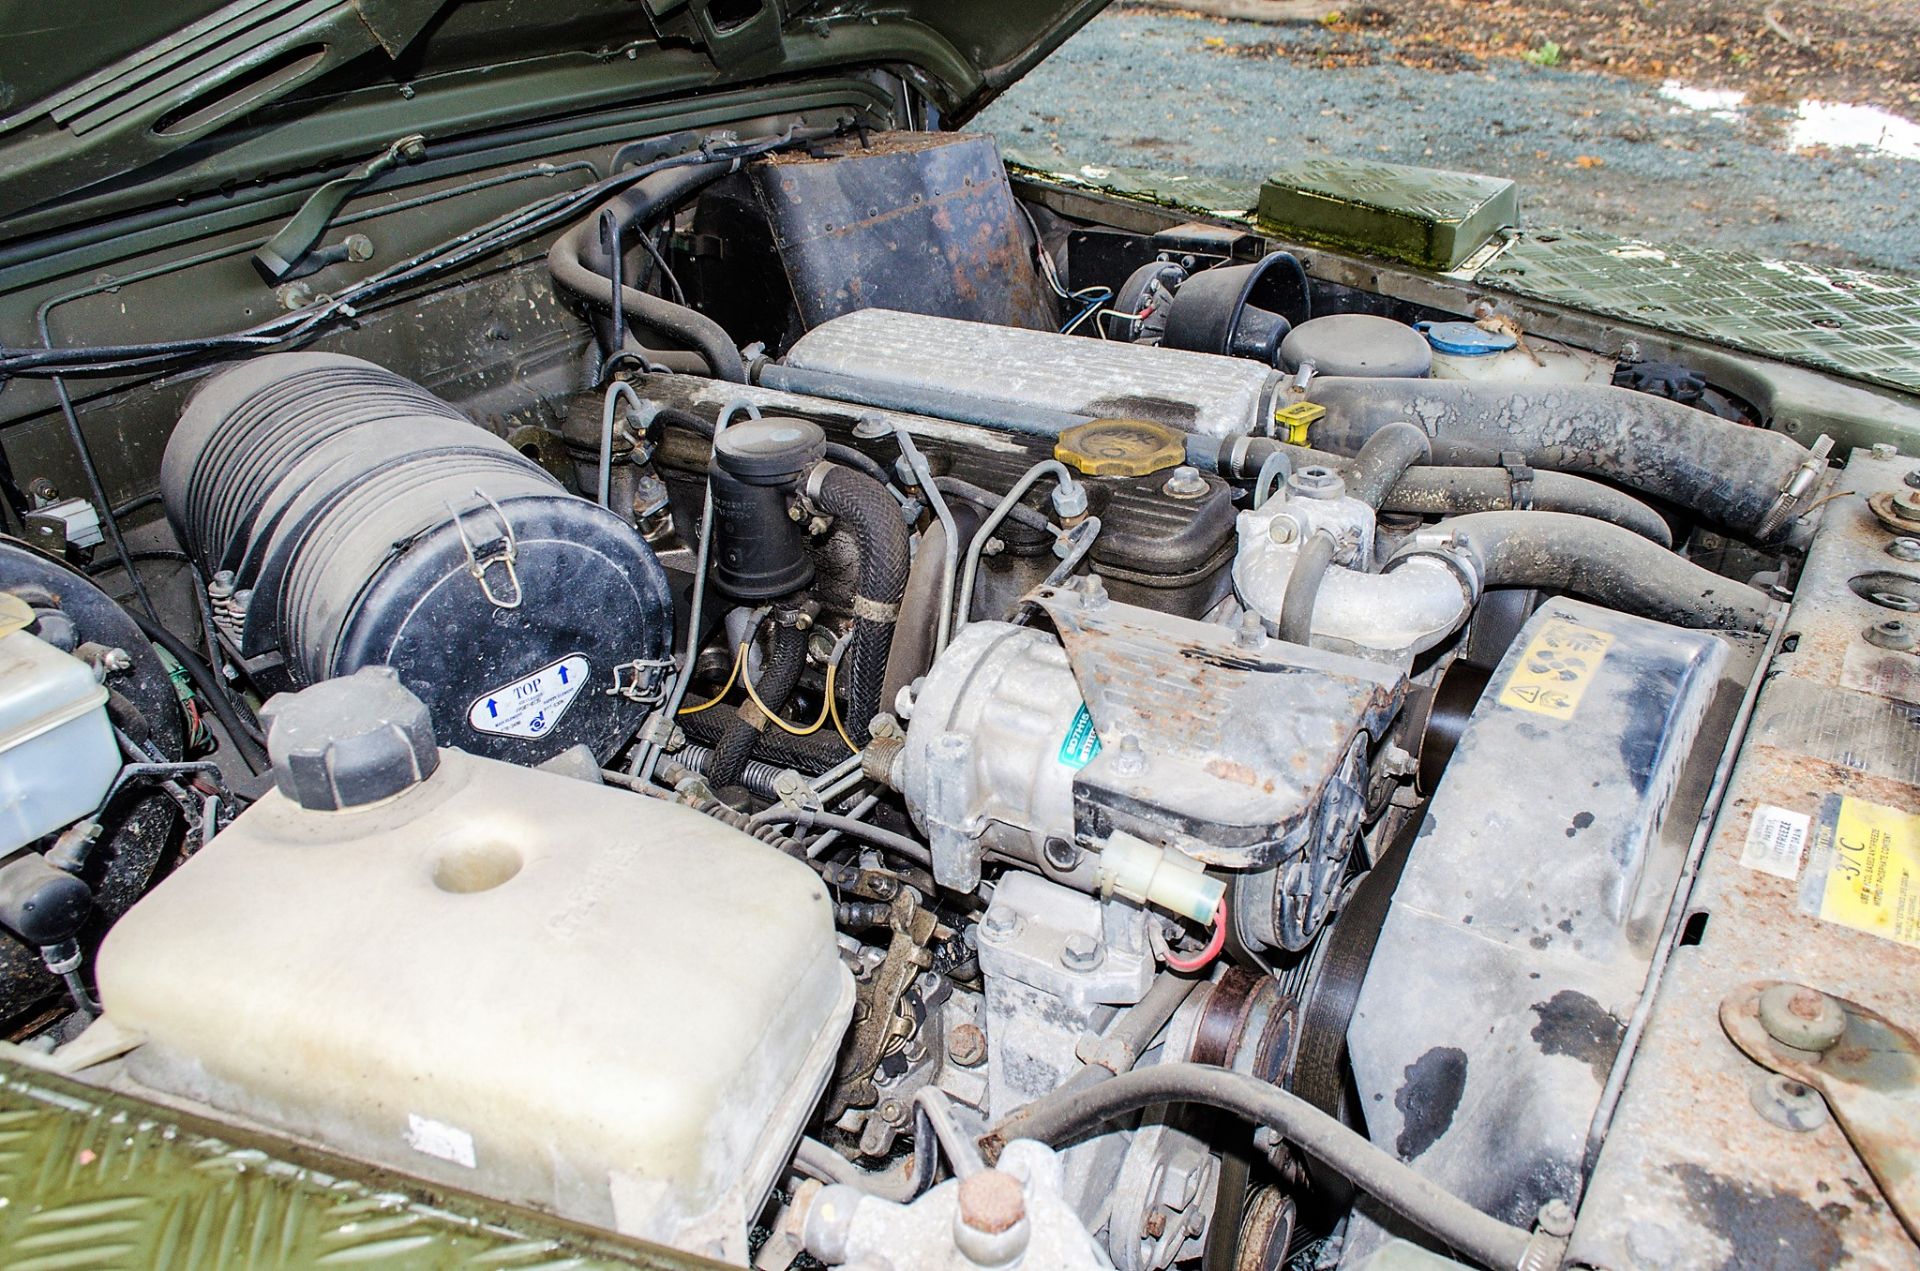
left=1721, top=980, right=1920, bottom=1243
left=253, top=134, right=425, bottom=283
left=446, top=490, right=521, bottom=610
left=608, top=657, right=675, bottom=705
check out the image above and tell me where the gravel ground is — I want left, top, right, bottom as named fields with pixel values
left=972, top=8, right=1920, bottom=274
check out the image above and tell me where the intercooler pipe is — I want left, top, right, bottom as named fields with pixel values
left=1301, top=377, right=1813, bottom=540
left=1276, top=423, right=1429, bottom=645
left=547, top=165, right=746, bottom=383
left=804, top=461, right=910, bottom=746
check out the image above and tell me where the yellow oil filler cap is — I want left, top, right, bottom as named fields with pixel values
left=1054, top=418, right=1187, bottom=477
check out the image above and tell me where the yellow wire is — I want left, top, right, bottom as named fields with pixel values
left=825, top=659, right=858, bottom=752
left=740, top=657, right=830, bottom=737
left=677, top=622, right=861, bottom=752
left=677, top=639, right=747, bottom=715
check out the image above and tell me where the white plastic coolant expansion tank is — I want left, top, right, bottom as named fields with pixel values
left=91, top=671, right=853, bottom=1262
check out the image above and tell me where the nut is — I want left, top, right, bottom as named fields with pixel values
left=1749, top=1072, right=1829, bottom=1133
left=1757, top=983, right=1847, bottom=1052
left=1871, top=443, right=1899, bottom=460
left=1888, top=537, right=1920, bottom=562
left=1110, top=734, right=1147, bottom=777
left=1865, top=619, right=1916, bottom=651
left=1907, top=468, right=1920, bottom=489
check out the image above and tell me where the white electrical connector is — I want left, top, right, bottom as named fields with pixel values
left=1097, top=831, right=1225, bottom=925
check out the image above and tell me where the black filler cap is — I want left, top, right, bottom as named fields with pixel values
left=713, top=417, right=827, bottom=485
left=261, top=666, right=439, bottom=810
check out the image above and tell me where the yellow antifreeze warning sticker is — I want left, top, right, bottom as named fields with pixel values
left=1497, top=618, right=1615, bottom=721
left=1802, top=795, right=1920, bottom=948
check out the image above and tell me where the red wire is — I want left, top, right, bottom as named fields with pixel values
left=1164, top=899, right=1227, bottom=973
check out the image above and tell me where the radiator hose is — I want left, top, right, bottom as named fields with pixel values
left=1277, top=423, right=1429, bottom=645
left=806, top=462, right=910, bottom=746
left=986, top=1063, right=1541, bottom=1271
left=1302, top=378, right=1812, bottom=540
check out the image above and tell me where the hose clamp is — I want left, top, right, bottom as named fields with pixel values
left=1500, top=450, right=1536, bottom=511
left=447, top=490, right=522, bottom=610
left=1386, top=533, right=1483, bottom=604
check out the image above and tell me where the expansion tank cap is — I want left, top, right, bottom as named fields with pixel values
left=262, top=666, right=440, bottom=811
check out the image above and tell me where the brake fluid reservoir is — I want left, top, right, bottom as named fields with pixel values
left=92, top=670, right=853, bottom=1261
left=0, top=596, right=118, bottom=855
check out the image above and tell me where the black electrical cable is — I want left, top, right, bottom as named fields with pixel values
left=127, top=611, right=268, bottom=775
left=0, top=129, right=823, bottom=381
left=639, top=227, right=687, bottom=305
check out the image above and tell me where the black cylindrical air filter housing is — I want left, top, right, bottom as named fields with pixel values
left=708, top=416, right=825, bottom=600
left=162, top=353, right=674, bottom=764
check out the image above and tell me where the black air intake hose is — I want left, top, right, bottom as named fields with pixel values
left=1303, top=378, right=1809, bottom=539
left=708, top=615, right=808, bottom=790
left=809, top=462, right=909, bottom=746
left=547, top=166, right=746, bottom=382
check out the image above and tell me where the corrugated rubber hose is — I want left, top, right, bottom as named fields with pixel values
left=708, top=615, right=808, bottom=790
left=810, top=463, right=910, bottom=746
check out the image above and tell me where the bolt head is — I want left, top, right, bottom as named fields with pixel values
left=1061, top=931, right=1104, bottom=970
left=1907, top=468, right=1920, bottom=489
left=1888, top=537, right=1920, bottom=562
left=980, top=906, right=1017, bottom=941
left=947, top=1022, right=988, bottom=1068
left=1872, top=443, right=1899, bottom=460
left=1536, top=1198, right=1576, bottom=1238
left=1267, top=515, right=1300, bottom=545
left=1162, top=465, right=1208, bottom=498
left=957, top=1169, right=1026, bottom=1235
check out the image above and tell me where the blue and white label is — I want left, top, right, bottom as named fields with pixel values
left=468, top=654, right=590, bottom=740
left=1057, top=703, right=1102, bottom=770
